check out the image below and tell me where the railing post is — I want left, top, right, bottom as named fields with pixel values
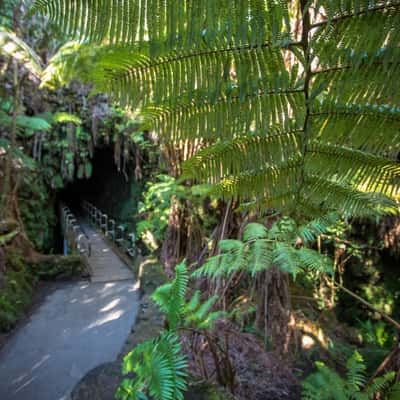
left=107, top=219, right=116, bottom=241
left=100, top=213, right=108, bottom=233
left=115, top=225, right=126, bottom=248
left=127, top=233, right=136, bottom=257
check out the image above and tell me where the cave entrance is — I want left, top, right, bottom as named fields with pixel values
left=59, top=146, right=142, bottom=228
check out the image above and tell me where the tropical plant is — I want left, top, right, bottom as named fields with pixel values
left=136, top=175, right=187, bottom=250
left=33, top=0, right=400, bottom=221
left=302, top=351, right=398, bottom=400
left=117, top=332, right=188, bottom=400
left=117, top=262, right=222, bottom=400
left=194, top=217, right=336, bottom=280
left=0, top=28, right=42, bottom=77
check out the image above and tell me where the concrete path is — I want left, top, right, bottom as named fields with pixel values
left=81, top=222, right=133, bottom=282
left=0, top=224, right=139, bottom=400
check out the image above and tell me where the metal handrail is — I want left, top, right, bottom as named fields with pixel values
left=82, top=201, right=137, bottom=259
left=60, top=204, right=91, bottom=258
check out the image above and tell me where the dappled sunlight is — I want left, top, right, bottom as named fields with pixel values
left=31, top=354, right=51, bottom=372
left=15, top=376, right=37, bottom=394
left=100, top=298, right=121, bottom=312
left=82, top=308, right=125, bottom=332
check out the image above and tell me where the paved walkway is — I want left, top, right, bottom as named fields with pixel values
left=0, top=222, right=139, bottom=400
left=81, top=222, right=133, bottom=282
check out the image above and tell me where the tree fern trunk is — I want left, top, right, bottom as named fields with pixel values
left=161, top=196, right=204, bottom=273
left=255, top=267, right=292, bottom=355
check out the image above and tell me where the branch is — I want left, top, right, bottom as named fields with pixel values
left=0, top=229, right=19, bottom=245
left=333, top=280, right=400, bottom=331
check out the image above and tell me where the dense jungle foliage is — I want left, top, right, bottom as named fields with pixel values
left=1, top=0, right=400, bottom=399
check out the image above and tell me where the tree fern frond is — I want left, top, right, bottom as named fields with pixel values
left=41, top=41, right=101, bottom=88
left=302, top=176, right=399, bottom=217
left=301, top=361, right=348, bottom=400
left=118, top=332, right=188, bottom=400
left=184, top=295, right=222, bottom=329
left=243, top=222, right=269, bottom=241
left=193, top=239, right=247, bottom=279
left=309, top=101, right=400, bottom=159
left=313, top=0, right=400, bottom=21
left=248, top=238, right=274, bottom=275
left=182, top=132, right=302, bottom=183
left=92, top=44, right=294, bottom=109
left=0, top=29, right=42, bottom=76
left=305, top=143, right=400, bottom=196
left=302, top=351, right=397, bottom=400
left=213, top=159, right=301, bottom=202
left=312, top=6, right=400, bottom=70
left=298, top=212, right=340, bottom=244
left=140, top=90, right=305, bottom=142
left=33, top=0, right=291, bottom=48
left=191, top=254, right=224, bottom=279
left=313, top=61, right=400, bottom=105
left=362, top=372, right=395, bottom=400
left=35, top=0, right=400, bottom=220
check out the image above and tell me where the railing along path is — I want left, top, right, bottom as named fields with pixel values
left=82, top=201, right=137, bottom=259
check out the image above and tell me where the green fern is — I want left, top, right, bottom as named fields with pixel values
left=301, top=351, right=396, bottom=400
left=117, top=332, right=188, bottom=400
left=0, top=28, right=42, bottom=76
left=152, top=262, right=222, bottom=330
left=119, top=262, right=221, bottom=400
left=152, top=262, right=189, bottom=330
left=34, top=0, right=400, bottom=219
left=194, top=219, right=334, bottom=279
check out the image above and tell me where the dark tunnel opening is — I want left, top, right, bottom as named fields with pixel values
left=60, top=147, right=127, bottom=213
left=58, top=146, right=143, bottom=240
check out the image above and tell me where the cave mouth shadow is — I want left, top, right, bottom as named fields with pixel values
left=59, top=146, right=132, bottom=217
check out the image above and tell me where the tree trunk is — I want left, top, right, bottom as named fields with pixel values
left=1, top=61, right=19, bottom=218
left=255, top=266, right=292, bottom=356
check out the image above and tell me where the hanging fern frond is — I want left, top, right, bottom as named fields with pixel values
left=91, top=43, right=296, bottom=109
left=309, top=102, right=400, bottom=159
left=311, top=5, right=400, bottom=69
left=35, top=0, right=400, bottom=220
left=33, top=0, right=291, bottom=49
left=182, top=132, right=302, bottom=183
left=0, top=29, right=43, bottom=76
left=305, top=143, right=400, bottom=196
left=141, top=90, right=305, bottom=142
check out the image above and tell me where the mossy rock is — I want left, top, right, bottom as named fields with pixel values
left=31, top=255, right=88, bottom=280
left=0, top=250, right=35, bottom=332
left=138, top=258, right=168, bottom=295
